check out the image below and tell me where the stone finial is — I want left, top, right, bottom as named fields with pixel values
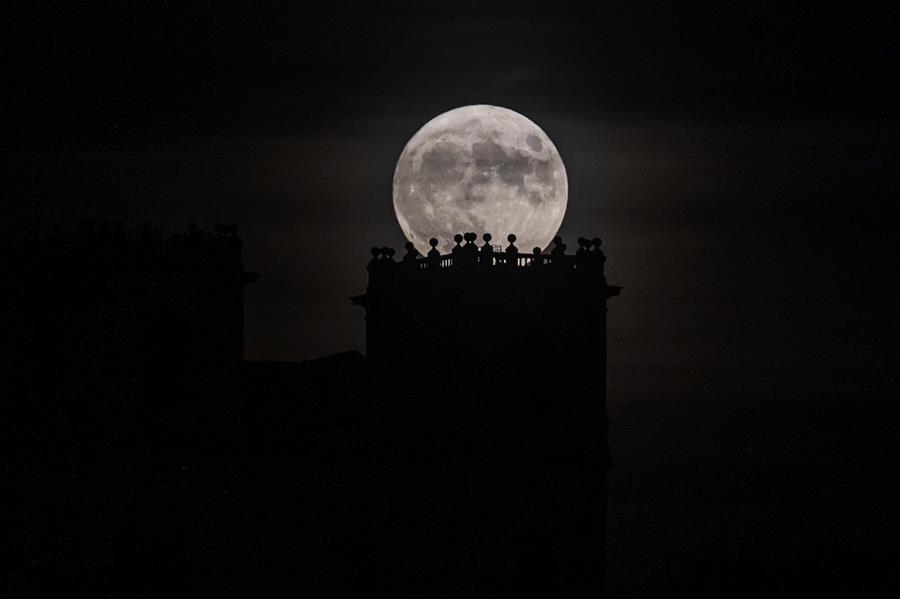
left=505, top=234, right=518, bottom=255
left=591, top=237, right=606, bottom=263
left=480, top=233, right=494, bottom=258
left=551, top=235, right=566, bottom=256
left=367, top=246, right=381, bottom=270
left=451, top=234, right=463, bottom=256
left=427, top=238, right=440, bottom=260
left=402, top=241, right=419, bottom=263
left=576, top=237, right=591, bottom=256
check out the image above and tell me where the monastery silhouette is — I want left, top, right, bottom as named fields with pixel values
left=6, top=223, right=620, bottom=598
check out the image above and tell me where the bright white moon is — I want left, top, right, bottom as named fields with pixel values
left=393, top=105, right=567, bottom=255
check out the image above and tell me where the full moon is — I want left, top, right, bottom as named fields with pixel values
left=393, top=105, right=567, bottom=255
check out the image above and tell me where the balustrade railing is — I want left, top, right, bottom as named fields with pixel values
left=367, top=233, right=607, bottom=278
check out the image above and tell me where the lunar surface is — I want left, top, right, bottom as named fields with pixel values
left=393, top=105, right=567, bottom=255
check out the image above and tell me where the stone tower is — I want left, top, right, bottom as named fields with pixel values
left=353, top=232, right=621, bottom=597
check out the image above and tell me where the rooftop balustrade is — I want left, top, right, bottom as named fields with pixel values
left=366, top=233, right=608, bottom=278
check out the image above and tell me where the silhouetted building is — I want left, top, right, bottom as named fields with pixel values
left=7, top=224, right=620, bottom=599
left=353, top=232, right=621, bottom=597
left=2, top=222, right=257, bottom=391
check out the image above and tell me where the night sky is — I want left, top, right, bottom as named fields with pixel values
left=6, top=2, right=898, bottom=594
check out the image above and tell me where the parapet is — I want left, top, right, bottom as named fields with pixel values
left=364, top=233, right=615, bottom=281
left=353, top=232, right=621, bottom=314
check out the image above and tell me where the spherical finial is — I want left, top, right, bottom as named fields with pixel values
left=553, top=235, right=562, bottom=245
left=429, top=238, right=438, bottom=248
left=577, top=236, right=587, bottom=247
left=370, top=246, right=380, bottom=257
left=464, top=232, right=476, bottom=243
left=483, top=233, right=492, bottom=242
left=405, top=241, right=415, bottom=251
left=592, top=236, right=602, bottom=247
left=507, top=233, right=517, bottom=243
left=532, top=247, right=541, bottom=255
left=453, top=233, right=463, bottom=244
